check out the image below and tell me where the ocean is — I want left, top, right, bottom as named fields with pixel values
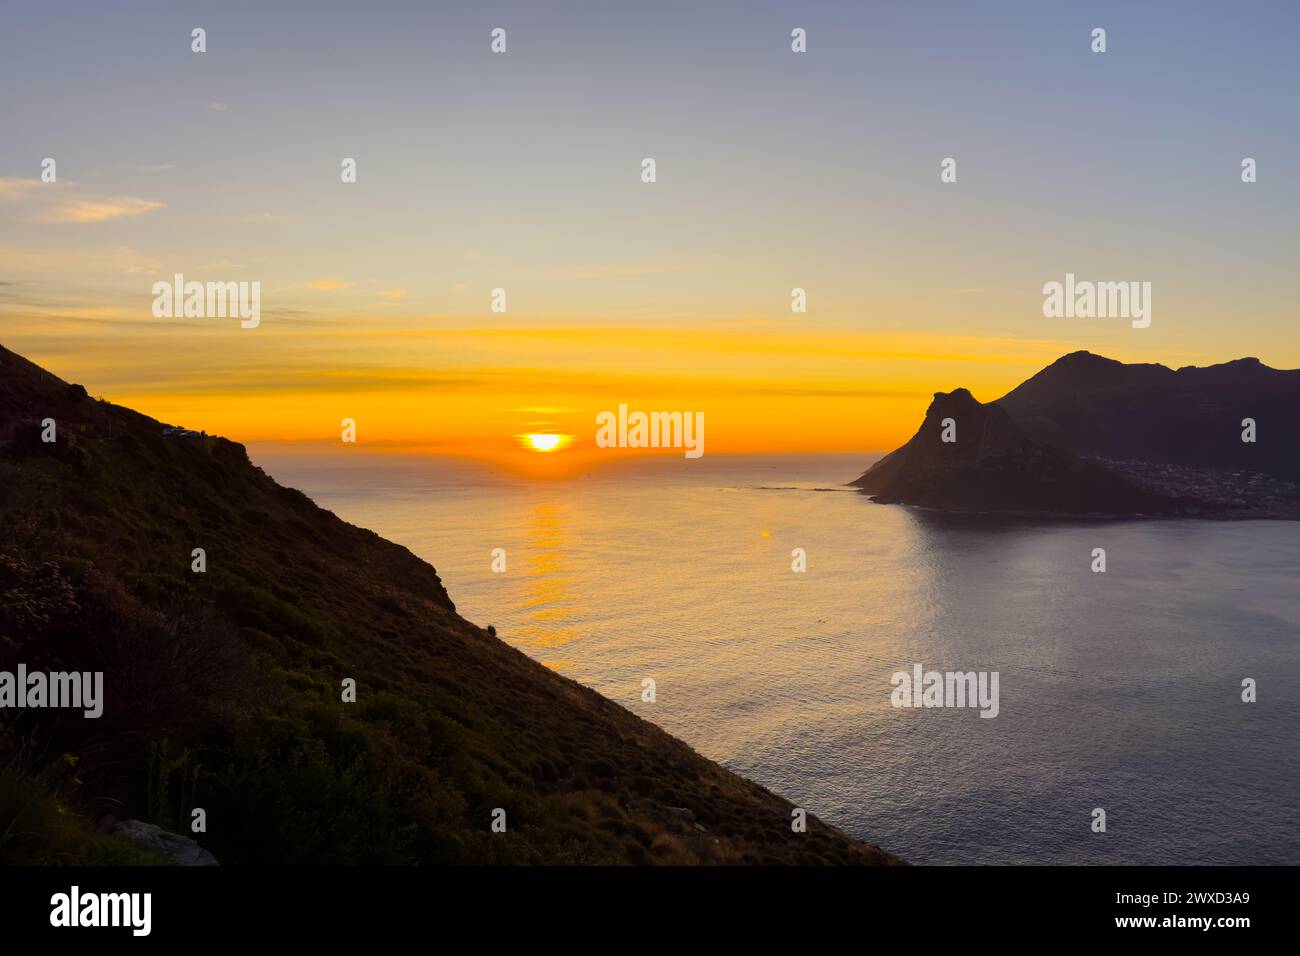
left=251, top=448, right=1300, bottom=865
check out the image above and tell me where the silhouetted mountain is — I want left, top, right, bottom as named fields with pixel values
left=854, top=352, right=1300, bottom=518
left=0, top=344, right=898, bottom=865
left=996, top=351, right=1300, bottom=480
left=851, top=386, right=1174, bottom=515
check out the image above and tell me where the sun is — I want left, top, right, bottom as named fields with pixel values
left=520, top=433, right=571, bottom=453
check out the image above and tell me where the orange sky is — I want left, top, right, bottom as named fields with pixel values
left=4, top=307, right=1279, bottom=476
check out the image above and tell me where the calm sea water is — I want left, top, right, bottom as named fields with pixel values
left=252, top=448, right=1300, bottom=865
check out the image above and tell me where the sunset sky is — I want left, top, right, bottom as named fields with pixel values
left=2, top=1, right=1298, bottom=469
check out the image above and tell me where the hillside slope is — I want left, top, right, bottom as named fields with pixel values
left=0, top=344, right=898, bottom=865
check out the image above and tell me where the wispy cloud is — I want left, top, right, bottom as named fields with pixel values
left=137, top=163, right=177, bottom=173
left=38, top=196, right=164, bottom=224
left=208, top=101, right=228, bottom=112
left=0, top=243, right=161, bottom=277
left=0, top=177, right=45, bottom=201
left=0, top=177, right=163, bottom=224
left=306, top=278, right=354, bottom=291
left=378, top=288, right=407, bottom=299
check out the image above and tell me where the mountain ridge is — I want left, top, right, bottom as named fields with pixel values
left=854, top=351, right=1300, bottom=518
